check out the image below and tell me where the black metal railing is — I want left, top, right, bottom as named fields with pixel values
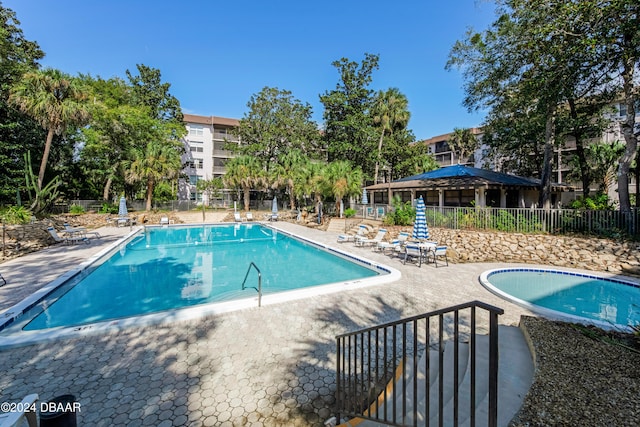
left=335, top=301, right=503, bottom=427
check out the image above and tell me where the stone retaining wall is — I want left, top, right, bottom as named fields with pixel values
left=3, top=217, right=640, bottom=277
left=428, top=227, right=640, bottom=275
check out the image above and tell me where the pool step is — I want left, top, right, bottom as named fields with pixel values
left=338, top=325, right=534, bottom=427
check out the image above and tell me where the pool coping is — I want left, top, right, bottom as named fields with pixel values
left=479, top=267, right=640, bottom=331
left=0, top=222, right=401, bottom=349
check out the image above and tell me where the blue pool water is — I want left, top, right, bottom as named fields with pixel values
left=481, top=268, right=640, bottom=327
left=14, top=224, right=382, bottom=332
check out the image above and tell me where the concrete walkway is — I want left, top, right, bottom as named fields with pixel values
left=0, top=219, right=539, bottom=426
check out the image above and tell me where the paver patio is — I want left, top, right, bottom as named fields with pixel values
left=0, top=218, right=541, bottom=426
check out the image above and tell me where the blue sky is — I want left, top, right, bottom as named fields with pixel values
left=4, top=0, right=497, bottom=140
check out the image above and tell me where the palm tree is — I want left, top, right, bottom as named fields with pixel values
left=447, top=128, right=478, bottom=165
left=270, top=149, right=308, bottom=210
left=9, top=68, right=91, bottom=190
left=372, top=88, right=410, bottom=183
left=325, top=160, right=363, bottom=217
left=125, top=140, right=182, bottom=211
left=223, top=155, right=265, bottom=211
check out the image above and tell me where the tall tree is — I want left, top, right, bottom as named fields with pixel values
left=372, top=88, right=411, bottom=183
left=596, top=0, right=640, bottom=213
left=320, top=53, right=379, bottom=177
left=9, top=68, right=90, bottom=191
left=125, top=135, right=183, bottom=211
left=223, top=155, right=266, bottom=211
left=269, top=148, right=308, bottom=210
left=324, top=160, right=363, bottom=216
left=126, top=64, right=183, bottom=123
left=447, top=128, right=478, bottom=165
left=0, top=5, right=44, bottom=204
left=121, top=65, right=185, bottom=205
left=447, top=0, right=612, bottom=208
left=230, top=87, right=321, bottom=170
left=79, top=76, right=144, bottom=200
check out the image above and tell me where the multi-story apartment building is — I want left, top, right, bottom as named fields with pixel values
left=420, top=102, right=638, bottom=202
left=180, top=114, right=240, bottom=205
left=421, top=128, right=484, bottom=168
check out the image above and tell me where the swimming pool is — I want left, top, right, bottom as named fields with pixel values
left=480, top=268, right=640, bottom=329
left=0, top=223, right=399, bottom=347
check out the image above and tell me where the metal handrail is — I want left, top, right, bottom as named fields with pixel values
left=241, top=262, right=262, bottom=307
left=336, top=300, right=504, bottom=426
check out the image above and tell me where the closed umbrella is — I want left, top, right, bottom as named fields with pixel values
left=118, top=196, right=128, bottom=217
left=271, top=196, right=278, bottom=221
left=412, top=196, right=429, bottom=241
left=362, top=188, right=368, bottom=205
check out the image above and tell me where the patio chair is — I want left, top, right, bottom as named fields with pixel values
left=356, top=228, right=387, bottom=247
left=430, top=246, right=449, bottom=267
left=0, top=394, right=38, bottom=427
left=337, top=224, right=368, bottom=243
left=377, top=231, right=410, bottom=253
left=47, top=227, right=89, bottom=245
left=246, top=212, right=254, bottom=221
left=63, top=223, right=101, bottom=239
left=403, top=243, right=425, bottom=267
left=160, top=216, right=170, bottom=225
left=234, top=212, right=243, bottom=222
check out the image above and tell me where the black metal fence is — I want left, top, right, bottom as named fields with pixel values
left=336, top=301, right=503, bottom=427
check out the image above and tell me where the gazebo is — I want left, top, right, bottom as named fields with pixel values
left=365, top=165, right=573, bottom=208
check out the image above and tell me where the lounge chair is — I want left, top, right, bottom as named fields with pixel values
left=63, top=223, right=101, bottom=239
left=270, top=213, right=278, bottom=221
left=430, top=246, right=449, bottom=267
left=337, top=224, right=368, bottom=243
left=356, top=228, right=387, bottom=247
left=246, top=212, right=254, bottom=221
left=377, top=231, right=410, bottom=253
left=160, top=217, right=170, bottom=225
left=0, top=394, right=38, bottom=427
left=403, top=243, right=425, bottom=267
left=234, top=212, right=242, bottom=222
left=47, top=227, right=89, bottom=245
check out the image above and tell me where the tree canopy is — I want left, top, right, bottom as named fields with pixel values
left=447, top=0, right=640, bottom=210
left=230, top=86, right=322, bottom=170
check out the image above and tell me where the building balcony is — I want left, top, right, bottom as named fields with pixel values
left=213, top=132, right=239, bottom=142
left=213, top=166, right=227, bottom=174
left=213, top=149, right=234, bottom=157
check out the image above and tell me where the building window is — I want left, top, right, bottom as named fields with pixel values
left=189, top=126, right=204, bottom=137
left=619, top=103, right=627, bottom=118
left=190, top=192, right=196, bottom=201
left=189, top=175, right=199, bottom=185
left=194, top=159, right=203, bottom=169
left=190, top=146, right=204, bottom=153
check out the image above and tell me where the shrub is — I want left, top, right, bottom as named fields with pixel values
left=344, top=208, right=356, bottom=218
left=0, top=205, right=33, bottom=224
left=98, top=202, right=119, bottom=214
left=69, top=204, right=86, bottom=214
left=569, top=193, right=615, bottom=210
left=384, top=196, right=416, bottom=226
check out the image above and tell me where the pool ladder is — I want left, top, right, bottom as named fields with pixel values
left=241, top=262, right=262, bottom=307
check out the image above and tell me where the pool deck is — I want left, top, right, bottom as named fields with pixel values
left=0, top=218, right=587, bottom=426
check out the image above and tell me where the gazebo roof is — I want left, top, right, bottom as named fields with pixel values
left=366, top=165, right=572, bottom=191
